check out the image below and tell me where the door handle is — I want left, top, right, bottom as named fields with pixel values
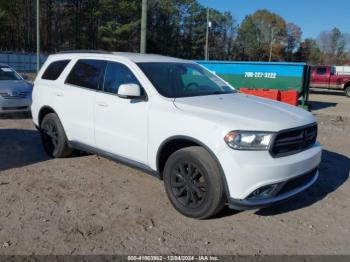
left=96, top=101, right=109, bottom=107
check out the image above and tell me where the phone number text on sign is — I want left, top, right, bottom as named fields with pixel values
left=245, top=72, right=277, bottom=79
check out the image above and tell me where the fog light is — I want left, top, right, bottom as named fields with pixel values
left=248, top=184, right=280, bottom=199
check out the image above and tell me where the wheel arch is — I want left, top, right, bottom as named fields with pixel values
left=156, top=135, right=231, bottom=198
left=38, top=106, right=58, bottom=126
left=344, top=82, right=350, bottom=97
left=344, top=81, right=350, bottom=89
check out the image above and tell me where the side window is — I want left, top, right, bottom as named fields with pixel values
left=330, top=67, right=335, bottom=75
left=42, top=60, right=70, bottom=80
left=66, top=59, right=107, bottom=90
left=316, top=67, right=327, bottom=75
left=103, top=62, right=141, bottom=94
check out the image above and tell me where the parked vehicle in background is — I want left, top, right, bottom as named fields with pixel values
left=310, top=66, right=350, bottom=97
left=335, top=66, right=350, bottom=75
left=0, top=63, right=33, bottom=113
left=32, top=51, right=321, bottom=219
left=197, top=61, right=311, bottom=106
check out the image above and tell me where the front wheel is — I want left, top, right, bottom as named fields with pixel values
left=40, top=113, right=73, bottom=158
left=345, top=85, right=350, bottom=98
left=163, top=146, right=226, bottom=219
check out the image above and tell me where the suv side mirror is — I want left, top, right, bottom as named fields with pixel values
left=117, top=83, right=143, bottom=99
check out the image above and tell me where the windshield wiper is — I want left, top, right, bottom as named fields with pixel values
left=208, top=91, right=234, bottom=95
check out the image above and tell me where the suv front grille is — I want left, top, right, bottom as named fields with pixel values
left=270, top=124, right=317, bottom=158
left=0, top=91, right=29, bottom=99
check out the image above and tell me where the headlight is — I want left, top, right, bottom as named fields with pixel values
left=224, top=131, right=274, bottom=150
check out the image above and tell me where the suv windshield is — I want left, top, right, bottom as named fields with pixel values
left=137, top=62, right=235, bottom=98
left=0, top=66, right=22, bottom=81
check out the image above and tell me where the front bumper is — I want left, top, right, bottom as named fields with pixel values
left=217, top=142, right=322, bottom=206
left=228, top=169, right=319, bottom=210
left=0, top=97, right=32, bottom=113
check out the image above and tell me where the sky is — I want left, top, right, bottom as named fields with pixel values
left=198, top=0, right=350, bottom=39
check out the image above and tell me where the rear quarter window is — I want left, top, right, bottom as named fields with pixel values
left=42, top=60, right=70, bottom=80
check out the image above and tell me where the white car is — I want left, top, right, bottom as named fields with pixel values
left=31, top=51, right=322, bottom=219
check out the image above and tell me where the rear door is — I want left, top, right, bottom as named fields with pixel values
left=57, top=58, right=107, bottom=146
left=94, top=61, right=149, bottom=164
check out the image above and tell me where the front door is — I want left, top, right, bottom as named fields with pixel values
left=311, top=67, right=329, bottom=88
left=94, top=61, right=149, bottom=164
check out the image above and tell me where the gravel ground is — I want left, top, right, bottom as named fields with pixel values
left=0, top=91, right=349, bottom=255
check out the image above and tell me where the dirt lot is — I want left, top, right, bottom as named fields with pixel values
left=0, top=90, right=349, bottom=255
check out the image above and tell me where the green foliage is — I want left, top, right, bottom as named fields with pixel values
left=236, top=10, right=287, bottom=61
left=0, top=0, right=237, bottom=60
left=146, top=0, right=236, bottom=59
left=98, top=0, right=141, bottom=52
left=0, top=1, right=348, bottom=65
left=295, top=38, right=323, bottom=65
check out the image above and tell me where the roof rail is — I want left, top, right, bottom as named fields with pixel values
left=57, top=50, right=113, bottom=54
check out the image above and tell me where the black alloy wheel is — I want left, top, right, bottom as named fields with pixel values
left=42, top=120, right=59, bottom=155
left=163, top=146, right=225, bottom=219
left=170, top=161, right=207, bottom=209
left=40, top=113, right=72, bottom=158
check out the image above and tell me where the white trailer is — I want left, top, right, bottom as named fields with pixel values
left=335, top=66, right=350, bottom=75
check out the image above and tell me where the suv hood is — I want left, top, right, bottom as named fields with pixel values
left=174, top=93, right=316, bottom=131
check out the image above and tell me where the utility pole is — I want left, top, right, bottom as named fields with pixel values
left=205, top=8, right=210, bottom=60
left=269, top=27, right=275, bottom=62
left=140, top=0, right=147, bottom=54
left=36, top=0, right=40, bottom=72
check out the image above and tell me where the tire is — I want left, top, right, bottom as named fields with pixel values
left=163, top=146, right=226, bottom=219
left=345, top=85, right=350, bottom=98
left=40, top=113, right=73, bottom=158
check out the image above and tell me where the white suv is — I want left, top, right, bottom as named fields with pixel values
left=32, top=51, right=322, bottom=219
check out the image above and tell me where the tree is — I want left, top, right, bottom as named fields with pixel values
left=285, top=23, right=302, bottom=61
left=207, top=10, right=237, bottom=60
left=0, top=1, right=347, bottom=64
left=236, top=9, right=287, bottom=61
left=146, top=0, right=236, bottom=59
left=317, top=27, right=348, bottom=64
left=295, top=38, right=323, bottom=65
left=98, top=0, right=141, bottom=52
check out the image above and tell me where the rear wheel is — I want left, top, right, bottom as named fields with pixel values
left=40, top=113, right=73, bottom=158
left=345, top=85, right=350, bottom=97
left=163, top=146, right=225, bottom=219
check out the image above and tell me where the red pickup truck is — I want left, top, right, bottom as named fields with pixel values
left=310, top=66, right=350, bottom=97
